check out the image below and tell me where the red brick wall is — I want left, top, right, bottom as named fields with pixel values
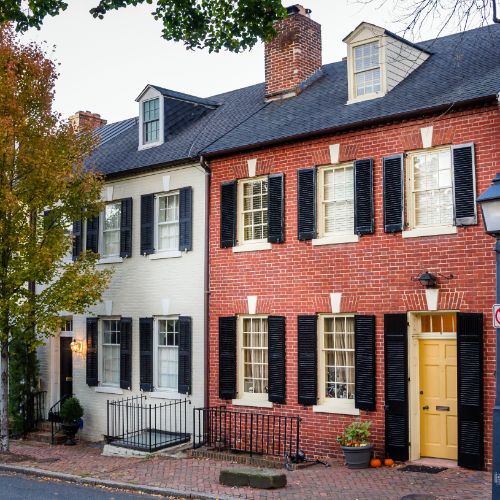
left=265, top=8, right=322, bottom=98
left=208, top=103, right=500, bottom=468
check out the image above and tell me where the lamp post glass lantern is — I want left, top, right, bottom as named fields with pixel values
left=477, top=173, right=500, bottom=499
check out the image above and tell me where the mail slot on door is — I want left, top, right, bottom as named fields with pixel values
left=65, top=377, right=73, bottom=382
left=436, top=405, right=450, bottom=411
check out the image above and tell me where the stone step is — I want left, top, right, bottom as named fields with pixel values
left=27, top=431, right=65, bottom=445
left=38, top=421, right=52, bottom=432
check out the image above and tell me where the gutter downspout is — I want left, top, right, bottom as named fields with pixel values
left=199, top=155, right=211, bottom=411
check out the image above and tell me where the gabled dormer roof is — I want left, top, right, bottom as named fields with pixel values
left=342, top=22, right=432, bottom=55
left=135, top=84, right=220, bottom=108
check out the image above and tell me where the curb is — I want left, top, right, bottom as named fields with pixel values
left=0, top=463, right=235, bottom=500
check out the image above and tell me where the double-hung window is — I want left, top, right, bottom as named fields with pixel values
left=407, top=148, right=453, bottom=229
left=61, top=318, right=73, bottom=335
left=143, top=98, right=160, bottom=144
left=353, top=41, right=381, bottom=97
left=102, top=320, right=120, bottom=387
left=102, top=202, right=121, bottom=257
left=239, top=316, right=268, bottom=398
left=156, top=318, right=179, bottom=391
left=318, top=164, right=354, bottom=237
left=156, top=192, right=179, bottom=252
left=238, top=177, right=268, bottom=244
left=319, top=315, right=355, bottom=409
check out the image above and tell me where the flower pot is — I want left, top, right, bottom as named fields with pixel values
left=340, top=444, right=373, bottom=469
left=61, top=422, right=79, bottom=446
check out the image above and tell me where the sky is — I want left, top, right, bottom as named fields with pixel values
left=20, top=0, right=486, bottom=124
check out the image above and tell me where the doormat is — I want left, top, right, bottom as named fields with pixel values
left=399, top=465, right=447, bottom=474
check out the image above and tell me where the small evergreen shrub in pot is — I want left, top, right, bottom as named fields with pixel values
left=337, top=421, right=373, bottom=469
left=59, top=397, right=84, bottom=446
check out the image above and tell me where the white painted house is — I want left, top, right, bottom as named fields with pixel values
left=37, top=83, right=260, bottom=445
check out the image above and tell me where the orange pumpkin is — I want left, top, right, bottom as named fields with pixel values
left=370, top=458, right=382, bottom=468
left=384, top=458, right=394, bottom=467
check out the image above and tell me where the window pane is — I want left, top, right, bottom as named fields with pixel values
left=104, top=202, right=121, bottom=230
left=323, top=316, right=355, bottom=400
left=157, top=194, right=179, bottom=251
left=103, top=320, right=120, bottom=386
left=241, top=178, right=268, bottom=242
left=242, top=318, right=268, bottom=394
left=103, top=229, right=120, bottom=256
left=412, top=150, right=453, bottom=227
left=157, top=319, right=178, bottom=389
left=322, top=166, right=354, bottom=235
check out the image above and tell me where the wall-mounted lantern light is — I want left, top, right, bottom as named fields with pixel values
left=412, top=271, right=454, bottom=288
left=70, top=340, right=83, bottom=354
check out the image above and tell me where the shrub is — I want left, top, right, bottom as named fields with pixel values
left=59, top=397, right=84, bottom=424
left=337, top=421, right=372, bottom=447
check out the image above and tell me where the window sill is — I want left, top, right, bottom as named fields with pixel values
left=95, top=386, right=124, bottom=395
left=402, top=226, right=457, bottom=239
left=232, top=242, right=272, bottom=253
left=313, top=402, right=360, bottom=416
left=232, top=398, right=273, bottom=409
left=138, top=140, right=164, bottom=151
left=346, top=92, right=385, bottom=105
left=312, top=234, right=359, bottom=246
left=148, top=251, right=182, bottom=260
left=98, top=256, right=124, bottom=265
left=149, top=391, right=185, bottom=400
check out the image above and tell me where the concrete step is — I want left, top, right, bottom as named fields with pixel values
left=27, top=431, right=65, bottom=445
left=38, top=421, right=52, bottom=432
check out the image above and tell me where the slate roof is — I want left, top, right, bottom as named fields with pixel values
left=91, top=23, right=500, bottom=177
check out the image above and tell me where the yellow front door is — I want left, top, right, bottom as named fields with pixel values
left=419, top=339, right=457, bottom=460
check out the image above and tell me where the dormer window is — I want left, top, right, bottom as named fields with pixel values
left=353, top=41, right=381, bottom=97
left=143, top=98, right=160, bottom=144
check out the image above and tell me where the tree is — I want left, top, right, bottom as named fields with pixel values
left=0, top=23, right=111, bottom=452
left=0, top=0, right=287, bottom=52
left=358, top=0, right=498, bottom=37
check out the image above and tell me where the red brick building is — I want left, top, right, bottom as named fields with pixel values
left=203, top=6, right=500, bottom=469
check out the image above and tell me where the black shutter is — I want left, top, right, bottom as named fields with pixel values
left=354, top=159, right=374, bottom=235
left=120, top=317, right=132, bottom=390
left=268, top=316, right=286, bottom=404
left=219, top=316, right=236, bottom=399
left=86, top=317, right=98, bottom=386
left=120, top=198, right=133, bottom=258
left=452, top=144, right=477, bottom=226
left=297, top=315, right=317, bottom=405
left=86, top=215, right=99, bottom=254
left=457, top=313, right=484, bottom=470
left=384, top=313, right=408, bottom=461
left=178, top=316, right=192, bottom=395
left=267, top=174, right=285, bottom=244
left=139, top=317, right=154, bottom=392
left=220, top=181, right=237, bottom=248
left=179, top=186, right=193, bottom=252
left=297, top=168, right=316, bottom=240
left=383, top=155, right=404, bottom=233
left=354, top=315, right=376, bottom=411
left=140, top=194, right=155, bottom=255
left=72, top=220, right=82, bottom=261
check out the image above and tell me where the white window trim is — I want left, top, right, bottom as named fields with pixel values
left=154, top=191, right=180, bottom=255
left=404, top=146, right=455, bottom=238
left=95, top=386, right=123, bottom=395
left=99, top=317, right=121, bottom=388
left=138, top=95, right=164, bottom=150
left=149, top=391, right=185, bottom=400
left=237, top=176, right=269, bottom=248
left=316, top=314, right=357, bottom=415
left=316, top=163, right=357, bottom=242
left=59, top=317, right=73, bottom=338
left=236, top=315, right=270, bottom=403
left=346, top=35, right=386, bottom=104
left=99, top=202, right=121, bottom=259
left=153, top=316, right=179, bottom=393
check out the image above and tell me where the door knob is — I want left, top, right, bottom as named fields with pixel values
left=422, top=405, right=429, bottom=410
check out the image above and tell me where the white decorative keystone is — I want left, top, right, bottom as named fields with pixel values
left=425, top=288, right=439, bottom=311
left=104, top=300, right=113, bottom=316
left=420, top=126, right=433, bottom=149
left=162, top=175, right=171, bottom=192
left=247, top=296, right=257, bottom=315
left=329, top=144, right=340, bottom=164
left=161, top=298, right=170, bottom=316
left=330, top=293, right=342, bottom=314
left=105, top=186, right=114, bottom=202
left=247, top=159, right=257, bottom=178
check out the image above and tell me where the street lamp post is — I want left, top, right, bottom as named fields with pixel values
left=477, top=173, right=500, bottom=499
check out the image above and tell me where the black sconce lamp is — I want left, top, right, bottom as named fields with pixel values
left=412, top=271, right=454, bottom=289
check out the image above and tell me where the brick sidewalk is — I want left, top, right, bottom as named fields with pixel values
left=5, top=441, right=490, bottom=499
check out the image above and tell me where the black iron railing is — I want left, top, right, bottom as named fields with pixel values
left=26, top=390, right=46, bottom=432
left=48, top=394, right=71, bottom=444
left=193, top=406, right=301, bottom=458
left=106, top=395, right=191, bottom=452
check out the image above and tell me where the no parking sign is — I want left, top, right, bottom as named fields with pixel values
left=493, top=304, right=500, bottom=328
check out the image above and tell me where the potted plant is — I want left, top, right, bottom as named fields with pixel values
left=59, top=397, right=84, bottom=446
left=337, top=421, right=373, bottom=469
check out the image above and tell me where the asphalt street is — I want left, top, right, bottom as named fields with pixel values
left=0, top=472, right=169, bottom=499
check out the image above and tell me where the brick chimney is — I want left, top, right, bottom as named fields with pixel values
left=264, top=5, right=322, bottom=99
left=69, top=111, right=107, bottom=132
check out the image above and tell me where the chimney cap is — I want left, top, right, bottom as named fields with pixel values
left=286, top=5, right=312, bottom=16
